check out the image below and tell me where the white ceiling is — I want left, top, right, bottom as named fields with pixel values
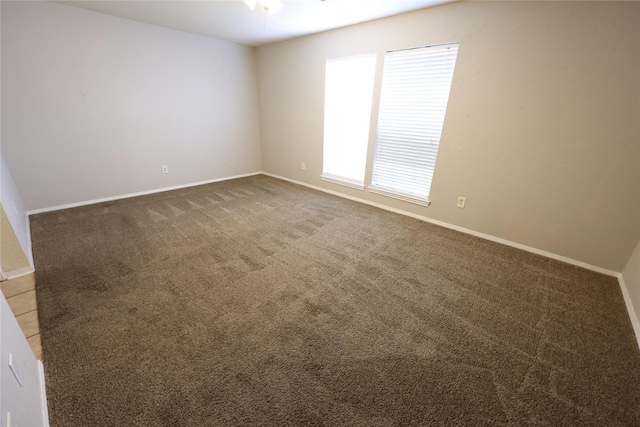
left=54, top=0, right=455, bottom=47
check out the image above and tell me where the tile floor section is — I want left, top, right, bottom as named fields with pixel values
left=1, top=273, right=42, bottom=359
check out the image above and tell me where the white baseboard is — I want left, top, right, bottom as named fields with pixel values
left=38, top=360, right=50, bottom=427
left=261, top=172, right=619, bottom=278
left=26, top=172, right=262, bottom=216
left=2, top=266, right=35, bottom=281
left=618, top=275, right=640, bottom=350
left=26, top=216, right=34, bottom=268
left=21, top=170, right=636, bottom=349
left=264, top=173, right=640, bottom=348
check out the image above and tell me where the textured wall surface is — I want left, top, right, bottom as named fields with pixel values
left=1, top=1, right=262, bottom=211
left=256, top=1, right=640, bottom=272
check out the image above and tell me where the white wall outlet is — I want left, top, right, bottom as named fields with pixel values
left=224, top=159, right=228, bottom=166
left=162, top=165, right=168, bottom=174
left=301, top=162, right=306, bottom=170
left=457, top=196, right=466, bottom=208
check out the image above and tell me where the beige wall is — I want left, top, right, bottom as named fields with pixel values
left=256, top=1, right=640, bottom=272
left=1, top=1, right=262, bottom=211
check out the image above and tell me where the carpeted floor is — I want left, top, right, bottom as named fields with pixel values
left=32, top=175, right=640, bottom=426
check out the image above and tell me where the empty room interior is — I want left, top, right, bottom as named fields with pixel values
left=1, top=0, right=639, bottom=425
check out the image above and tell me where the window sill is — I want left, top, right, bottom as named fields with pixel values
left=368, top=185, right=431, bottom=207
left=320, top=175, right=365, bottom=191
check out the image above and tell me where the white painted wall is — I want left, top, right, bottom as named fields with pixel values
left=256, top=1, right=640, bottom=273
left=0, top=292, right=48, bottom=427
left=0, top=153, right=32, bottom=269
left=623, top=241, right=640, bottom=336
left=1, top=1, right=262, bottom=211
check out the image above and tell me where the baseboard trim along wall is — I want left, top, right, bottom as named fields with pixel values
left=27, top=170, right=619, bottom=278
left=38, top=360, right=50, bottom=427
left=26, top=172, right=263, bottom=216
left=261, top=173, right=640, bottom=350
left=2, top=266, right=36, bottom=281
left=22, top=170, right=639, bottom=350
left=262, top=173, right=619, bottom=277
left=26, top=217, right=34, bottom=267
left=618, top=275, right=640, bottom=350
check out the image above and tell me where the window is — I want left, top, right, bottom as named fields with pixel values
left=370, top=43, right=459, bottom=205
left=322, top=54, right=376, bottom=190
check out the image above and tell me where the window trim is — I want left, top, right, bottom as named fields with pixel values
left=368, top=185, right=431, bottom=207
left=320, top=174, right=365, bottom=191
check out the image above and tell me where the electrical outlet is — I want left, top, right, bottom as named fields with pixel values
left=162, top=165, right=168, bottom=174
left=224, top=159, right=228, bottom=166
left=457, top=197, right=466, bottom=208
left=301, top=162, right=306, bottom=170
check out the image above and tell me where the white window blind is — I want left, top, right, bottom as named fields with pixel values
left=322, top=54, right=376, bottom=189
left=370, top=43, right=459, bottom=205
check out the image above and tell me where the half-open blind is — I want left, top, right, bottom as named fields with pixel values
left=370, top=43, right=459, bottom=203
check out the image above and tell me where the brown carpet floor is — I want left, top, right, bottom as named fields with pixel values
left=32, top=175, right=640, bottom=426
